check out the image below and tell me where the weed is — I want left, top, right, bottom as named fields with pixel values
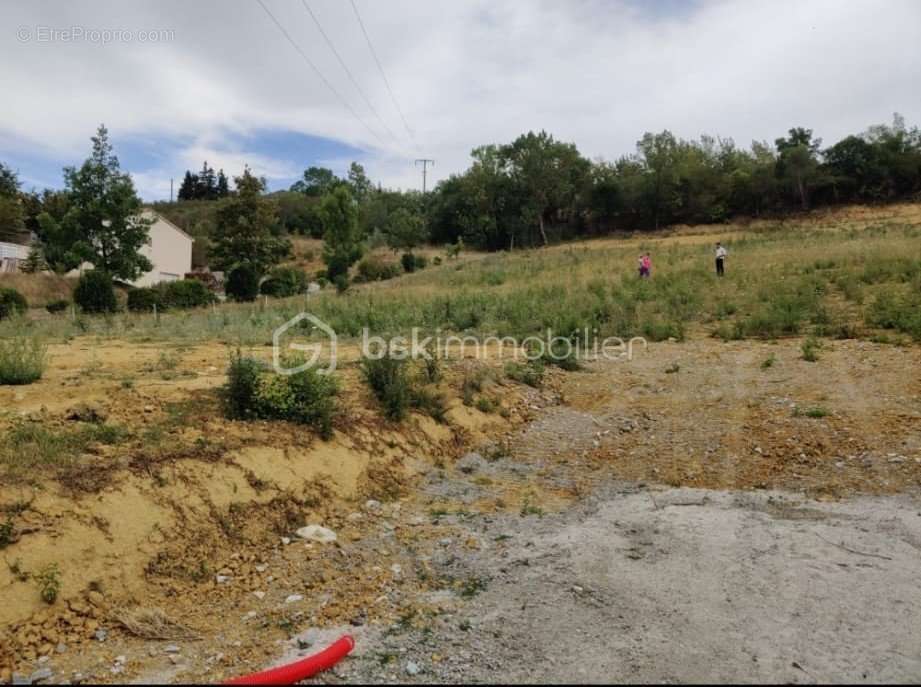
left=0, top=519, right=14, bottom=548
left=793, top=405, right=830, bottom=419
left=475, top=396, right=498, bottom=414
left=459, top=576, right=488, bottom=598
left=665, top=362, right=680, bottom=374
left=35, top=563, right=61, bottom=604
left=761, top=353, right=777, bottom=370
left=801, top=336, right=821, bottom=362
left=520, top=493, right=544, bottom=517
left=8, top=558, right=29, bottom=582
left=362, top=354, right=411, bottom=421
left=0, top=337, right=47, bottom=385
left=504, top=360, right=544, bottom=388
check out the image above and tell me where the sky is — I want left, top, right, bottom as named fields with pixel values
left=2, top=0, right=920, bottom=200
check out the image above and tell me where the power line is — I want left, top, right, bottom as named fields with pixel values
left=299, top=0, right=397, bottom=143
left=349, top=0, right=414, bottom=141
left=255, top=0, right=384, bottom=146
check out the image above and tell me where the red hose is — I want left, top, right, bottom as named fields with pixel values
left=223, top=635, right=355, bottom=685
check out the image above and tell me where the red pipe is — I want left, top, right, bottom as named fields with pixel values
left=223, top=635, right=355, bottom=685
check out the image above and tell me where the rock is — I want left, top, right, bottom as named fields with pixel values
left=168, top=655, right=182, bottom=665
left=65, top=403, right=108, bottom=424
left=113, top=656, right=126, bottom=665
left=364, top=499, right=382, bottom=513
left=280, top=537, right=291, bottom=546
left=284, top=595, right=303, bottom=604
left=87, top=591, right=105, bottom=607
left=346, top=512, right=364, bottom=523
left=164, top=645, right=180, bottom=655
left=94, top=629, right=107, bottom=642
left=295, top=525, right=337, bottom=544
left=457, top=452, right=485, bottom=474
left=215, top=575, right=232, bottom=584
left=253, top=591, right=266, bottom=600
left=55, top=643, right=67, bottom=654
left=11, top=673, right=31, bottom=686
left=255, top=564, right=268, bottom=573
left=405, top=661, right=420, bottom=676
left=30, top=668, right=53, bottom=684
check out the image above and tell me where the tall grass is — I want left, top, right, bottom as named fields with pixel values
left=0, top=337, right=47, bottom=385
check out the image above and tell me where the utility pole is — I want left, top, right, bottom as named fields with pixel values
left=415, top=159, right=434, bottom=194
left=170, top=178, right=174, bottom=203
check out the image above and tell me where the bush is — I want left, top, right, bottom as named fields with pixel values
left=354, top=256, right=402, bottom=283
left=127, top=287, right=162, bottom=313
left=325, top=253, right=351, bottom=282
left=362, top=355, right=410, bottom=421
left=260, top=266, right=309, bottom=298
left=45, top=299, right=69, bottom=315
left=0, top=288, right=28, bottom=320
left=223, top=351, right=338, bottom=438
left=0, top=337, right=47, bottom=385
left=505, top=360, right=544, bottom=388
left=73, top=271, right=117, bottom=314
left=161, top=279, right=216, bottom=309
left=401, top=252, right=427, bottom=273
left=226, top=265, right=260, bottom=302
left=333, top=274, right=350, bottom=294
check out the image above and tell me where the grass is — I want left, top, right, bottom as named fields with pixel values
left=801, top=336, right=821, bottom=362
left=761, top=353, right=777, bottom=370
left=0, top=422, right=129, bottom=484
left=793, top=405, right=831, bottom=419
left=0, top=337, right=47, bottom=385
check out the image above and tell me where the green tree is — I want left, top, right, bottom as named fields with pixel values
left=210, top=167, right=289, bottom=275
left=216, top=169, right=230, bottom=198
left=320, top=186, right=363, bottom=280
left=62, top=125, right=153, bottom=281
left=291, top=167, right=340, bottom=197
left=775, top=127, right=821, bottom=210
left=177, top=171, right=197, bottom=201
left=347, top=162, right=372, bottom=202
left=501, top=131, right=590, bottom=245
left=636, top=131, right=681, bottom=229
left=385, top=207, right=427, bottom=250
left=0, top=163, right=25, bottom=243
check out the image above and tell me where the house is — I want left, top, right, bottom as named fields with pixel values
left=0, top=240, right=30, bottom=273
left=68, top=210, right=194, bottom=287
left=132, top=210, right=194, bottom=287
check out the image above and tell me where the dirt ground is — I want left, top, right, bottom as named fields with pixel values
left=2, top=332, right=921, bottom=683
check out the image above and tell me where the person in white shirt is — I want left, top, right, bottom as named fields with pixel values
left=715, top=242, right=728, bottom=276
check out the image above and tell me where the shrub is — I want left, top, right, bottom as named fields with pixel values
left=260, top=266, right=309, bottom=298
left=226, top=265, right=260, bottom=302
left=45, top=299, right=69, bottom=315
left=401, top=252, right=427, bottom=273
left=0, top=288, right=28, bottom=320
left=222, top=351, right=338, bottom=438
left=801, top=336, right=821, bottom=362
left=35, top=563, right=61, bottom=604
left=161, top=279, right=216, bottom=309
left=333, top=274, right=350, bottom=294
left=127, top=287, right=162, bottom=313
left=505, top=360, right=544, bottom=388
left=355, top=256, right=402, bottom=283
left=223, top=351, right=263, bottom=420
left=362, top=355, right=410, bottom=421
left=0, top=337, right=47, bottom=385
left=73, top=271, right=117, bottom=314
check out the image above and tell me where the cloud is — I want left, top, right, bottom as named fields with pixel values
left=2, top=0, right=920, bottom=198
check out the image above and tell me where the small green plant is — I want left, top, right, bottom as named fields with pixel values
left=8, top=558, right=29, bottom=582
left=761, top=353, right=777, bottom=370
left=504, top=360, right=544, bottom=388
left=0, top=337, right=47, bottom=385
left=520, top=493, right=544, bottom=517
left=801, top=336, right=821, bottom=362
left=362, top=354, right=411, bottom=421
left=0, top=518, right=14, bottom=548
left=73, top=270, right=117, bottom=313
left=459, top=576, right=487, bottom=598
left=793, top=405, right=830, bottom=419
left=475, top=396, right=498, bottom=414
left=45, top=299, right=69, bottom=315
left=0, top=288, right=28, bottom=320
left=665, top=362, right=680, bottom=374
left=35, top=563, right=61, bottom=604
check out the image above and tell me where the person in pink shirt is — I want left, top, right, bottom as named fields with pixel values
left=639, top=253, right=652, bottom=279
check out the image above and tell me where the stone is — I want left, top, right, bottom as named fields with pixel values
left=405, top=661, right=421, bottom=676
left=94, top=629, right=107, bottom=642
left=55, top=643, right=67, bottom=654
left=11, top=673, right=32, bottom=686
left=364, top=499, right=382, bottom=512
left=457, top=452, right=486, bottom=474
left=253, top=591, right=266, bottom=600
left=30, top=668, right=53, bottom=684
left=295, top=525, right=337, bottom=544
left=164, top=645, right=180, bottom=655
left=284, top=594, right=303, bottom=604
left=255, top=564, right=268, bottom=573
left=87, top=591, right=105, bottom=608
left=215, top=575, right=232, bottom=584
left=280, top=537, right=291, bottom=546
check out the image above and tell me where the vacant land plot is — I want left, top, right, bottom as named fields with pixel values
left=1, top=203, right=919, bottom=683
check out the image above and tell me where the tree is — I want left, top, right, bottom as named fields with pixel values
left=61, top=125, right=153, bottom=281
left=347, top=162, right=372, bottom=202
left=177, top=171, right=197, bottom=201
left=636, top=131, right=681, bottom=229
left=385, top=207, right=427, bottom=250
left=20, top=246, right=47, bottom=274
left=775, top=127, right=822, bottom=210
left=0, top=163, right=25, bottom=243
left=291, top=167, right=340, bottom=197
left=320, top=186, right=363, bottom=280
left=500, top=131, right=590, bottom=245
left=195, top=161, right=217, bottom=200
left=216, top=169, right=230, bottom=198
left=210, top=166, right=289, bottom=275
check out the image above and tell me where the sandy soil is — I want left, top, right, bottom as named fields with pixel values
left=1, top=333, right=920, bottom=684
